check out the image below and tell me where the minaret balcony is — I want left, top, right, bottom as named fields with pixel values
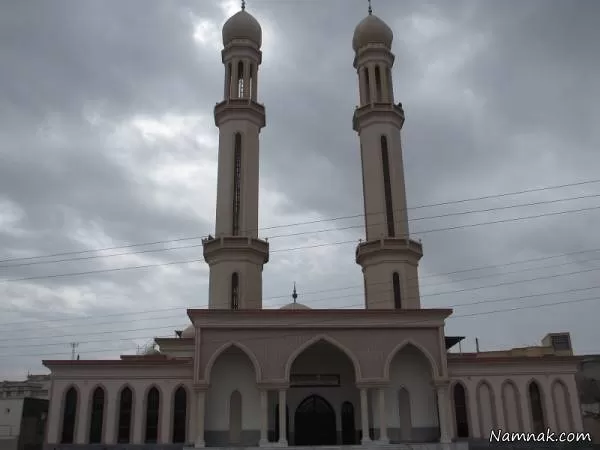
left=203, top=235, right=269, bottom=265
left=355, top=237, right=423, bottom=266
left=352, top=102, right=405, bottom=132
left=214, top=98, right=266, bottom=128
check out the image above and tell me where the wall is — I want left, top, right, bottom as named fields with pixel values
left=0, top=399, right=24, bottom=439
left=46, top=365, right=194, bottom=446
left=448, top=359, right=583, bottom=440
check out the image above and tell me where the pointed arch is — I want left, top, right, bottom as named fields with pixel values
left=383, top=339, right=439, bottom=379
left=204, top=341, right=262, bottom=383
left=60, top=385, right=79, bottom=444
left=527, top=379, right=546, bottom=434
left=501, top=380, right=522, bottom=433
left=116, top=384, right=135, bottom=443
left=476, top=380, right=497, bottom=436
left=143, top=385, right=162, bottom=443
left=284, top=334, right=361, bottom=380
left=451, top=382, right=469, bottom=438
left=88, top=384, right=106, bottom=443
left=171, top=385, right=189, bottom=443
left=551, top=378, right=573, bottom=432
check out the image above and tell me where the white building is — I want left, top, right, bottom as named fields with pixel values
left=42, top=4, right=585, bottom=450
left=0, top=397, right=48, bottom=450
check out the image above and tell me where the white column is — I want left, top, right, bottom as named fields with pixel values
left=436, top=382, right=452, bottom=444
left=224, top=63, right=231, bottom=100
left=378, top=388, right=388, bottom=443
left=251, top=65, right=258, bottom=101
left=160, top=388, right=172, bottom=444
left=278, top=389, right=288, bottom=446
left=195, top=390, right=206, bottom=448
left=494, top=385, right=506, bottom=432
left=259, top=389, right=269, bottom=446
left=359, top=67, right=368, bottom=106
left=360, top=387, right=371, bottom=444
left=565, top=377, right=584, bottom=432
left=45, top=386, right=62, bottom=444
left=188, top=388, right=197, bottom=444
left=519, top=383, right=532, bottom=433
left=104, top=391, right=117, bottom=444
left=466, top=384, right=481, bottom=438
left=368, top=65, right=377, bottom=104
left=542, top=381, right=557, bottom=432
left=75, top=389, right=89, bottom=444
left=132, top=388, right=144, bottom=443
left=380, top=64, right=390, bottom=103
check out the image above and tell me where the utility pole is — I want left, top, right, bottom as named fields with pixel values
left=69, top=342, right=79, bottom=360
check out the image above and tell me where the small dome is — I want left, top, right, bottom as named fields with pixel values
left=222, top=10, right=262, bottom=47
left=181, top=325, right=195, bottom=338
left=352, top=14, right=393, bottom=52
left=280, top=302, right=311, bottom=310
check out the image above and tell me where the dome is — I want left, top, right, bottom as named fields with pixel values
left=222, top=10, right=262, bottom=47
left=352, top=14, right=393, bottom=52
left=181, top=325, right=195, bottom=338
left=279, top=302, right=311, bottom=310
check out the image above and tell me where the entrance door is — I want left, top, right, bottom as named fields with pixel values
left=294, top=395, right=336, bottom=446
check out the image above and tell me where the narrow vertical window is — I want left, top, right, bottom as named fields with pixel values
left=88, top=387, right=105, bottom=443
left=529, top=381, right=545, bottom=434
left=392, top=272, right=401, bottom=309
left=117, top=387, right=133, bottom=443
left=145, top=387, right=160, bottom=443
left=381, top=136, right=395, bottom=237
left=232, top=133, right=242, bottom=235
left=453, top=383, right=469, bottom=438
left=226, top=62, right=233, bottom=99
left=341, top=401, right=356, bottom=444
left=364, top=68, right=371, bottom=104
left=375, top=66, right=383, bottom=102
left=231, top=272, right=239, bottom=310
left=249, top=64, right=254, bottom=100
left=172, top=386, right=187, bottom=443
left=60, top=387, right=77, bottom=443
left=237, top=61, right=244, bottom=98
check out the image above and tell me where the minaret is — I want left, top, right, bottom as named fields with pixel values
left=352, top=5, right=423, bottom=309
left=203, top=3, right=269, bottom=309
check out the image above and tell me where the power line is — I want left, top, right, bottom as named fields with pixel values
left=2, top=190, right=598, bottom=269
left=3, top=244, right=600, bottom=328
left=0, top=293, right=595, bottom=359
left=2, top=202, right=599, bottom=286
left=3, top=260, right=600, bottom=345
left=1, top=177, right=599, bottom=266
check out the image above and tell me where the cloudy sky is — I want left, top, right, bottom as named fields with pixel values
left=1, top=0, right=599, bottom=380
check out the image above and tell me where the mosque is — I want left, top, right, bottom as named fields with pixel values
left=43, top=3, right=584, bottom=449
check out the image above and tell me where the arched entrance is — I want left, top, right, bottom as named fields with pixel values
left=294, top=395, right=336, bottom=446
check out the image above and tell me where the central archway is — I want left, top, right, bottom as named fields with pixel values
left=294, top=395, right=336, bottom=446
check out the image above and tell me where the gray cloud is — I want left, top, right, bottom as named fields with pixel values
left=0, top=0, right=599, bottom=379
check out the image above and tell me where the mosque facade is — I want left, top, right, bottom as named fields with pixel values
left=42, top=4, right=585, bottom=450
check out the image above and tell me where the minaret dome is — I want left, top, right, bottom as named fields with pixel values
left=222, top=10, right=262, bottom=48
left=352, top=14, right=393, bottom=52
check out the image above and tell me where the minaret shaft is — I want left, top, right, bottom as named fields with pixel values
left=353, top=39, right=423, bottom=310
left=204, top=10, right=268, bottom=310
